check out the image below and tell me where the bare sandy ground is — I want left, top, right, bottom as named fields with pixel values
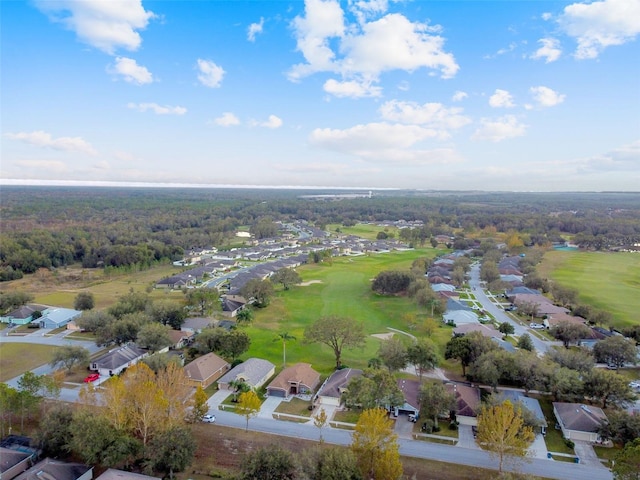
left=299, top=280, right=323, bottom=286
left=371, top=332, right=395, bottom=340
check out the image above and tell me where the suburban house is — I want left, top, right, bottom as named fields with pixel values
left=315, top=368, right=363, bottom=406
left=13, top=459, right=92, bottom=480
left=510, top=294, right=569, bottom=317
left=217, top=358, right=275, bottom=391
left=181, top=317, right=215, bottom=333
left=167, top=329, right=194, bottom=349
left=553, top=403, right=608, bottom=443
left=0, top=305, right=47, bottom=325
left=90, top=345, right=148, bottom=377
left=443, top=310, right=479, bottom=326
left=37, top=308, right=82, bottom=329
left=0, top=448, right=32, bottom=480
left=500, top=390, right=547, bottom=435
left=266, top=363, right=320, bottom=398
left=396, top=378, right=420, bottom=417
left=445, top=382, right=481, bottom=426
left=453, top=323, right=501, bottom=339
left=95, top=470, right=160, bottom=480
left=221, top=295, right=247, bottom=317
left=183, top=352, right=230, bottom=389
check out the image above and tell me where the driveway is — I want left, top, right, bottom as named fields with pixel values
left=457, top=424, right=479, bottom=449
left=574, top=441, right=607, bottom=468
left=393, top=413, right=416, bottom=439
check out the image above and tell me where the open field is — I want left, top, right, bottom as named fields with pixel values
left=184, top=423, right=547, bottom=480
left=538, top=251, right=640, bottom=328
left=242, top=248, right=448, bottom=375
left=0, top=343, right=58, bottom=381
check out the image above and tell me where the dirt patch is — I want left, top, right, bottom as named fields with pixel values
left=299, top=280, right=323, bottom=286
left=371, top=332, right=395, bottom=340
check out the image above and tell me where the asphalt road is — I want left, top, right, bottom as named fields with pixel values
left=208, top=409, right=613, bottom=480
left=468, top=263, right=556, bottom=354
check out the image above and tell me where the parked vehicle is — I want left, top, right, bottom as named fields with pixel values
left=408, top=413, right=418, bottom=423
left=529, top=323, right=544, bottom=329
left=84, top=373, right=99, bottom=383
left=202, top=414, right=216, bottom=423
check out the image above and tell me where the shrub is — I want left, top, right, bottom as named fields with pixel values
left=564, top=439, right=575, bottom=449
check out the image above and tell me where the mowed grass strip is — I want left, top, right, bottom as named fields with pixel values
left=0, top=343, right=58, bottom=381
left=538, top=251, right=640, bottom=328
left=243, top=249, right=441, bottom=375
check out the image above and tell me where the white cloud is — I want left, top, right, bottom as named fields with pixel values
left=489, top=89, right=515, bottom=108
left=13, top=159, right=70, bottom=173
left=214, top=112, right=241, bottom=127
left=289, top=1, right=458, bottom=98
left=197, top=59, right=225, bottom=88
left=541, top=12, right=553, bottom=21
left=580, top=140, right=640, bottom=172
left=35, top=0, right=155, bottom=54
left=484, top=42, right=517, bottom=59
left=260, top=115, right=283, bottom=129
left=108, top=57, right=153, bottom=85
left=127, top=102, right=187, bottom=115
left=530, top=38, right=562, bottom=63
left=529, top=86, right=566, bottom=107
left=471, top=115, right=527, bottom=142
left=5, top=130, right=97, bottom=155
left=247, top=17, right=264, bottom=42
left=559, top=0, right=640, bottom=59
left=379, top=100, right=471, bottom=132
left=323, top=78, right=382, bottom=98
left=452, top=91, right=468, bottom=102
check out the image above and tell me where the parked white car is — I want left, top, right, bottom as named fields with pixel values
left=202, top=414, right=216, bottom=423
left=529, top=323, right=545, bottom=329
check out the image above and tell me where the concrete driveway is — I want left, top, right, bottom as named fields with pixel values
left=457, top=424, right=479, bottom=449
left=574, top=441, right=607, bottom=468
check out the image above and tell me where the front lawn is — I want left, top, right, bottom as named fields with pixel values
left=275, top=397, right=313, bottom=417
left=0, top=343, right=58, bottom=381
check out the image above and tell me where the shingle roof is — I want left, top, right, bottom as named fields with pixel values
left=96, top=469, right=160, bottom=480
left=183, top=352, right=229, bottom=382
left=268, top=363, right=320, bottom=393
left=317, top=368, right=363, bottom=399
left=0, top=448, right=30, bottom=475
left=553, top=403, right=607, bottom=433
left=14, top=459, right=92, bottom=480
left=217, top=358, right=275, bottom=387
left=93, top=345, right=147, bottom=370
left=446, top=383, right=480, bottom=418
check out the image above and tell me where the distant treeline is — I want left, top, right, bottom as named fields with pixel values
left=1, top=187, right=639, bottom=280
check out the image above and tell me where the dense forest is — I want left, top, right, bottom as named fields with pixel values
left=1, top=187, right=639, bottom=280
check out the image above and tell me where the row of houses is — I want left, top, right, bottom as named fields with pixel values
left=0, top=305, right=82, bottom=329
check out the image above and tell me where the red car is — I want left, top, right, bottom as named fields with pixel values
left=84, top=373, right=100, bottom=383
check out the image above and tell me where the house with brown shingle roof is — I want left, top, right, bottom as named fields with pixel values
left=0, top=448, right=32, bottom=480
left=267, top=363, right=320, bottom=398
left=445, top=382, right=481, bottom=426
left=183, top=352, right=230, bottom=388
left=397, top=378, right=420, bottom=416
left=315, top=368, right=363, bottom=406
left=167, top=329, right=194, bottom=349
left=553, top=403, right=608, bottom=442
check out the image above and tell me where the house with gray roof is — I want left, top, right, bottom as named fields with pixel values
left=217, top=358, right=275, bottom=391
left=13, top=459, right=92, bottom=480
left=0, top=448, right=32, bottom=480
left=0, top=304, right=47, bottom=326
left=443, top=310, right=479, bottom=326
left=90, top=344, right=148, bottom=377
left=38, top=308, right=82, bottom=329
left=553, top=402, right=608, bottom=442
left=315, top=368, right=363, bottom=406
left=500, top=390, right=547, bottom=434
left=96, top=470, right=160, bottom=480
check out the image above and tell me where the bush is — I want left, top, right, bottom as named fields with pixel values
left=421, top=419, right=434, bottom=433
left=564, top=439, right=575, bottom=449
left=449, top=421, right=459, bottom=431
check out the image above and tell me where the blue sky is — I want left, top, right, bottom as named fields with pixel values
left=1, top=0, right=639, bottom=191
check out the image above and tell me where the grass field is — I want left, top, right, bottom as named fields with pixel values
left=0, top=343, right=58, bottom=381
left=538, top=251, right=640, bottom=328
left=326, top=222, right=403, bottom=240
left=242, top=248, right=447, bottom=375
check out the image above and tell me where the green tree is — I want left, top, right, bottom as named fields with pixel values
left=271, top=268, right=302, bottom=290
left=237, top=390, right=261, bottom=431
left=136, top=322, right=172, bottom=352
left=218, top=329, right=251, bottom=360
left=0, top=383, right=18, bottom=437
left=77, top=310, right=114, bottom=333
left=274, top=331, right=296, bottom=367
left=73, top=291, right=95, bottom=311
left=50, top=345, right=91, bottom=372
left=377, top=337, right=407, bottom=373
left=314, top=407, right=328, bottom=443
left=549, top=367, right=584, bottom=402
left=551, top=321, right=591, bottom=348
left=545, top=347, right=594, bottom=373
left=517, top=333, right=534, bottom=351
left=241, top=445, right=298, bottom=480
left=351, top=408, right=402, bottom=480
left=418, top=382, right=455, bottom=429
left=148, top=300, right=186, bottom=329
left=36, top=404, right=73, bottom=457
left=612, top=438, right=640, bottom=480
left=241, top=278, right=275, bottom=308
left=476, top=401, right=535, bottom=473
left=593, top=336, right=638, bottom=369
left=584, top=368, right=636, bottom=408
left=302, top=446, right=362, bottom=480
left=445, top=331, right=496, bottom=377
left=480, top=261, right=500, bottom=284
left=407, top=339, right=439, bottom=380
left=343, top=370, right=403, bottom=411
left=146, top=425, right=196, bottom=479
left=0, top=291, right=34, bottom=314
left=236, top=307, right=254, bottom=324
left=304, top=315, right=366, bottom=369
left=599, top=410, right=640, bottom=446
left=499, top=322, right=515, bottom=336
left=186, top=288, right=218, bottom=316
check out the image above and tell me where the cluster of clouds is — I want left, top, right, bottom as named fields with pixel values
left=5, top=0, right=637, bottom=184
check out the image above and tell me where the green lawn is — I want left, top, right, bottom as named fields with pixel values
left=274, top=397, right=313, bottom=417
left=0, top=343, right=58, bottom=381
left=538, top=251, right=640, bottom=328
left=241, top=248, right=444, bottom=375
